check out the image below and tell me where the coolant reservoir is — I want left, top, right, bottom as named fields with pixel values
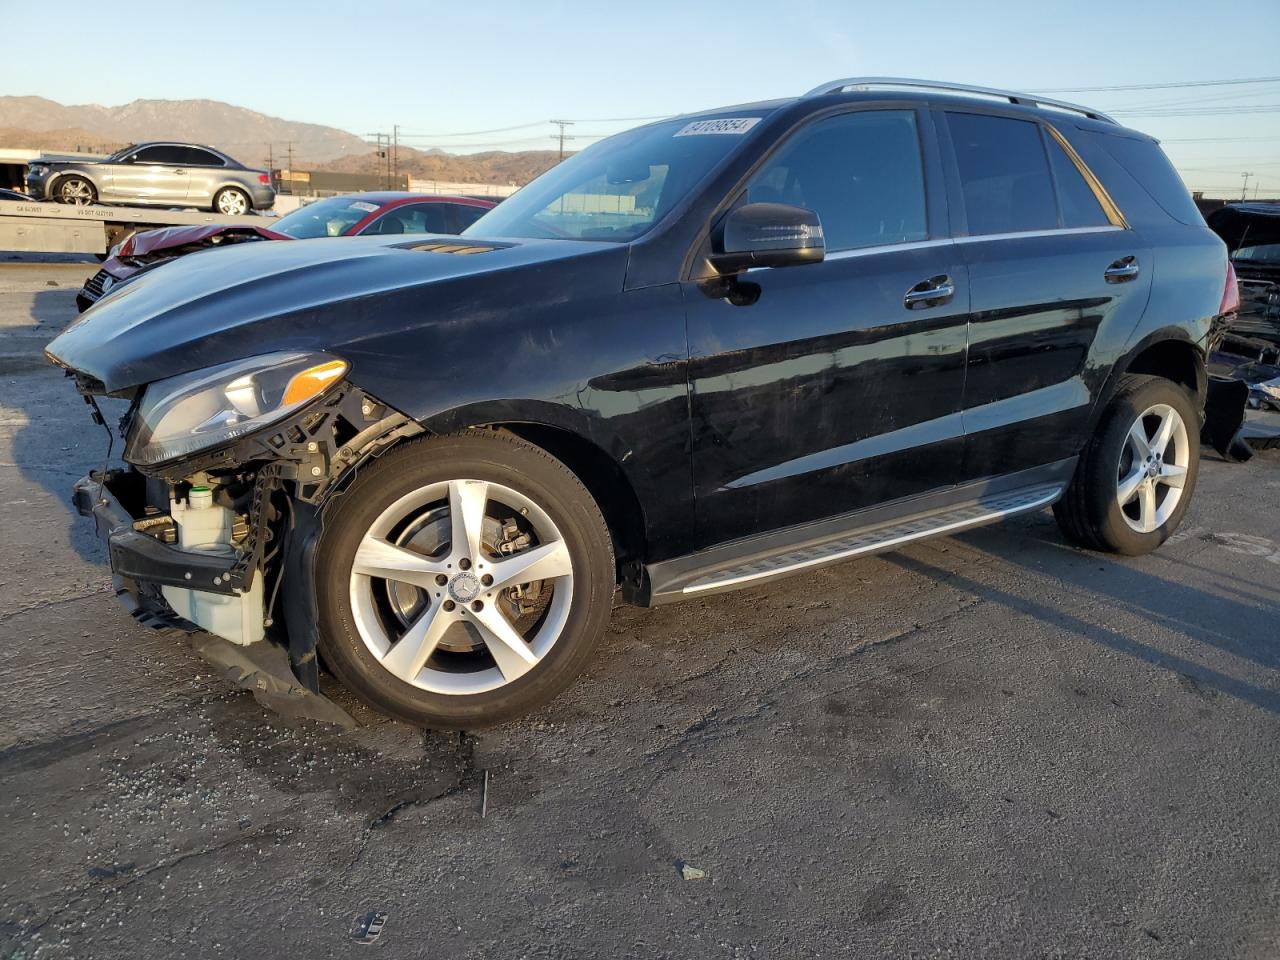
left=161, top=487, right=265, bottom=646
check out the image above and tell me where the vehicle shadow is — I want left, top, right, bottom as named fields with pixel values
left=888, top=521, right=1280, bottom=716
left=5, top=286, right=117, bottom=566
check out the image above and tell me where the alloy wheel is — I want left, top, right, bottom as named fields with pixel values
left=348, top=478, right=574, bottom=695
left=1115, top=402, right=1189, bottom=534
left=217, top=190, right=248, bottom=215
left=58, top=179, right=94, bottom=206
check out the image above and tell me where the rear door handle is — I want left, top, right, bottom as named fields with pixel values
left=1105, top=256, right=1140, bottom=283
left=904, top=274, right=955, bottom=309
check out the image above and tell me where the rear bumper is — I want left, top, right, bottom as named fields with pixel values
left=73, top=472, right=240, bottom=622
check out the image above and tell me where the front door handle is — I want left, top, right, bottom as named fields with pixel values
left=171, top=168, right=186, bottom=175
left=904, top=274, right=955, bottom=310
left=1105, top=256, right=1140, bottom=283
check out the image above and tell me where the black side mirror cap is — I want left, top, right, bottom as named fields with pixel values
left=709, top=202, right=825, bottom=274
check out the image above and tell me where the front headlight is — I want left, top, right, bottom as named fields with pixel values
left=28, top=164, right=49, bottom=177
left=124, top=352, right=348, bottom=466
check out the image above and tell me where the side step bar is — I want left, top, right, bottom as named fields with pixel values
left=638, top=463, right=1074, bottom=606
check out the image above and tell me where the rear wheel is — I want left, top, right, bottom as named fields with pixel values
left=1054, top=374, right=1199, bottom=555
left=315, top=433, right=615, bottom=728
left=214, top=187, right=250, bottom=215
left=55, top=176, right=96, bottom=206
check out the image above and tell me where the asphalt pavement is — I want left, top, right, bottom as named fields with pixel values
left=1, top=261, right=1277, bottom=960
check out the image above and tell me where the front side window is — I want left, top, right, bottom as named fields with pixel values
left=464, top=114, right=767, bottom=242
left=744, top=109, right=927, bottom=252
left=948, top=113, right=1058, bottom=235
left=364, top=204, right=452, bottom=235
left=130, top=146, right=184, bottom=165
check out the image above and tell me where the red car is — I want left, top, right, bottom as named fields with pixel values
left=76, top=192, right=497, bottom=311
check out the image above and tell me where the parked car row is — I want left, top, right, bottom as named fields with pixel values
left=48, top=78, right=1235, bottom=728
left=76, top=192, right=496, bottom=311
left=26, top=141, right=275, bottom=214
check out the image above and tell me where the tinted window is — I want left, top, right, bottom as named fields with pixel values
left=948, top=113, right=1057, bottom=235
left=1093, top=132, right=1203, bottom=226
left=452, top=204, right=489, bottom=230
left=1046, top=135, right=1109, bottom=227
left=178, top=147, right=224, bottom=167
left=365, top=204, right=452, bottom=235
left=131, top=146, right=184, bottom=165
left=746, top=110, right=927, bottom=252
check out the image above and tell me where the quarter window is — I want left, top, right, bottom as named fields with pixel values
left=745, top=110, right=927, bottom=252
left=1046, top=136, right=1109, bottom=227
left=177, top=147, right=224, bottom=167
left=947, top=113, right=1058, bottom=235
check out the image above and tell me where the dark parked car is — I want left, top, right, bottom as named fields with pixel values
left=1207, top=202, right=1280, bottom=358
left=48, top=78, right=1231, bottom=728
left=76, top=193, right=497, bottom=311
left=0, top=188, right=33, bottom=202
left=25, top=142, right=274, bottom=214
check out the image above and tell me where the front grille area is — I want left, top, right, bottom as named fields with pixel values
left=81, top=268, right=111, bottom=301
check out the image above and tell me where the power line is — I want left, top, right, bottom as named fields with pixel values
left=550, top=119, right=575, bottom=160
left=1034, top=75, right=1280, bottom=93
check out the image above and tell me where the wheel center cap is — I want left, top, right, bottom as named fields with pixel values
left=448, top=572, right=481, bottom=603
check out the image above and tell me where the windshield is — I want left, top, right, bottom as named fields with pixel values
left=272, top=196, right=383, bottom=239
left=1234, top=242, right=1280, bottom=264
left=463, top=114, right=767, bottom=242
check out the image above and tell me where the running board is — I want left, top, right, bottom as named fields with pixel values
left=638, top=464, right=1073, bottom=606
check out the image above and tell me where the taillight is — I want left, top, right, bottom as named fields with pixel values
left=1220, top=260, right=1240, bottom=315
left=258, top=173, right=271, bottom=185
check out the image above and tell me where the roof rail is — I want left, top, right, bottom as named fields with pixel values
left=803, top=77, right=1118, bottom=124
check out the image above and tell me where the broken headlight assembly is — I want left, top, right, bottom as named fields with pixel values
left=124, top=352, right=348, bottom=466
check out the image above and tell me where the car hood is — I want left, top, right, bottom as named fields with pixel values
left=47, top=233, right=626, bottom=394
left=122, top=223, right=289, bottom=256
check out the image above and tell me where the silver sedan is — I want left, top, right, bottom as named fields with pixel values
left=25, top=141, right=276, bottom=213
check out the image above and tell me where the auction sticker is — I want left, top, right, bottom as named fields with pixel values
left=351, top=201, right=379, bottom=213
left=674, top=117, right=761, bottom=137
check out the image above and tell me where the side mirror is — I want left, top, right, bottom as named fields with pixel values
left=709, top=202, right=825, bottom=274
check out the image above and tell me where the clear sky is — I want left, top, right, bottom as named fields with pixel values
left=2, top=0, right=1278, bottom=197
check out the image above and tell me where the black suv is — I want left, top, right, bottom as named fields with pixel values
left=48, top=78, right=1231, bottom=727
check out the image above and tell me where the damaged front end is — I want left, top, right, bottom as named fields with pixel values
left=65, top=354, right=422, bottom=722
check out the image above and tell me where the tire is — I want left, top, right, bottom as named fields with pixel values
left=55, top=176, right=96, bottom=206
left=315, top=432, right=615, bottom=728
left=213, top=187, right=251, bottom=216
left=1054, top=374, right=1200, bottom=555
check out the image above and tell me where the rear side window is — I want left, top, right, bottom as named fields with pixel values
left=1046, top=136, right=1110, bottom=227
left=1092, top=132, right=1202, bottom=226
left=947, top=112, right=1057, bottom=235
left=452, top=204, right=489, bottom=231
left=177, top=147, right=224, bottom=167
left=746, top=109, right=927, bottom=252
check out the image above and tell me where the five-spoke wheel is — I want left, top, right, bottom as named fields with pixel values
left=214, top=187, right=250, bottom=216
left=314, top=432, right=614, bottom=727
left=55, top=176, right=96, bottom=206
left=1055, top=373, right=1199, bottom=555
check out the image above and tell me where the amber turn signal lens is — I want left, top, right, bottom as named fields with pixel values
left=282, top=359, right=348, bottom=405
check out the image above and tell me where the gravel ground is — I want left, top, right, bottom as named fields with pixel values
left=1, top=261, right=1278, bottom=960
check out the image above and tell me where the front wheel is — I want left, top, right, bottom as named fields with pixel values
left=55, top=176, right=96, bottom=206
left=315, top=433, right=615, bottom=728
left=1054, top=374, right=1200, bottom=555
left=213, top=187, right=250, bottom=215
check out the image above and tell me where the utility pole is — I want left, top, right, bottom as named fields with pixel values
left=1241, top=171, right=1253, bottom=200
left=368, top=133, right=391, bottom=189
left=392, top=124, right=399, bottom=187
left=550, top=119, right=575, bottom=161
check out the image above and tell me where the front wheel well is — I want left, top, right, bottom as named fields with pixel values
left=1121, top=338, right=1206, bottom=404
left=484, top=423, right=646, bottom=580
